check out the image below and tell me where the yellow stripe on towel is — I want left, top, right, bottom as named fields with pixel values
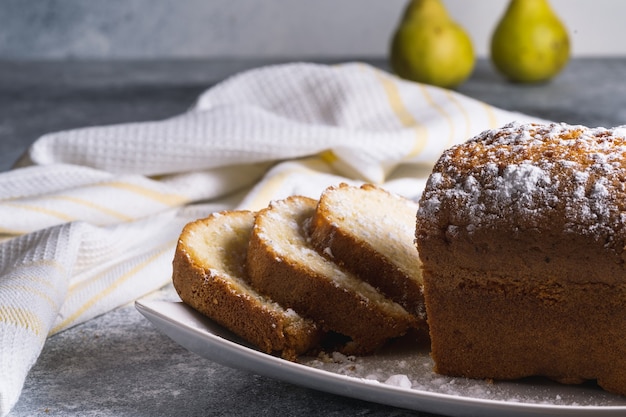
left=96, top=181, right=188, bottom=206
left=372, top=69, right=429, bottom=158
left=418, top=84, right=455, bottom=150
left=0, top=306, right=45, bottom=337
left=47, top=195, right=134, bottom=221
left=2, top=202, right=75, bottom=222
left=443, top=89, right=471, bottom=144
left=0, top=228, right=27, bottom=236
left=1, top=285, right=57, bottom=310
left=243, top=158, right=333, bottom=211
left=50, top=240, right=176, bottom=334
left=244, top=169, right=298, bottom=211
left=482, top=100, right=499, bottom=128
left=319, top=150, right=338, bottom=164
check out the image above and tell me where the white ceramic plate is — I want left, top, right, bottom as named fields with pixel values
left=136, top=300, right=626, bottom=417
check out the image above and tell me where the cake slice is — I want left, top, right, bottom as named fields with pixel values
left=308, top=183, right=425, bottom=321
left=172, top=210, right=323, bottom=360
left=246, top=195, right=417, bottom=354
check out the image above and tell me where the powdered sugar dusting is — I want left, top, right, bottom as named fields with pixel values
left=495, top=163, right=550, bottom=201
left=299, top=339, right=626, bottom=407
left=417, top=122, right=626, bottom=248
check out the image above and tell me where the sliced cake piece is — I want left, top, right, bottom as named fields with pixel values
left=246, top=195, right=417, bottom=354
left=172, top=210, right=322, bottom=360
left=308, top=183, right=425, bottom=321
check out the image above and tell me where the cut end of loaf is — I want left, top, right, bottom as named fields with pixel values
left=172, top=210, right=322, bottom=359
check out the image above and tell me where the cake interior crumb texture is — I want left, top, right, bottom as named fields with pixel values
left=247, top=196, right=416, bottom=353
left=309, top=183, right=425, bottom=319
left=260, top=197, right=409, bottom=317
left=321, top=184, right=421, bottom=277
left=173, top=210, right=321, bottom=359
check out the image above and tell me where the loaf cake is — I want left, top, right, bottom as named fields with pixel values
left=247, top=195, right=417, bottom=354
left=172, top=210, right=323, bottom=360
left=309, top=183, right=425, bottom=320
left=415, top=121, right=626, bottom=395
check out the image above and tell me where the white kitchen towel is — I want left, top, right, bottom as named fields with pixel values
left=0, top=62, right=542, bottom=415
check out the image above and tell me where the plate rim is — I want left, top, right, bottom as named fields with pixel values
left=136, top=299, right=626, bottom=417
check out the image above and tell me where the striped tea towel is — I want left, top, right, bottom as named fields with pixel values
left=0, top=62, right=543, bottom=415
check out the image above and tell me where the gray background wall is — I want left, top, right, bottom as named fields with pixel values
left=0, top=0, right=624, bottom=60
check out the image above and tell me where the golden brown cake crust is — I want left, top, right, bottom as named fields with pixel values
left=415, top=122, right=626, bottom=395
left=247, top=195, right=416, bottom=354
left=172, top=211, right=322, bottom=360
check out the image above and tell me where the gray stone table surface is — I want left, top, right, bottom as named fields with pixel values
left=2, top=58, right=626, bottom=417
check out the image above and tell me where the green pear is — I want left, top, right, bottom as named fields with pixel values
left=491, top=0, right=570, bottom=83
left=389, top=0, right=475, bottom=89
